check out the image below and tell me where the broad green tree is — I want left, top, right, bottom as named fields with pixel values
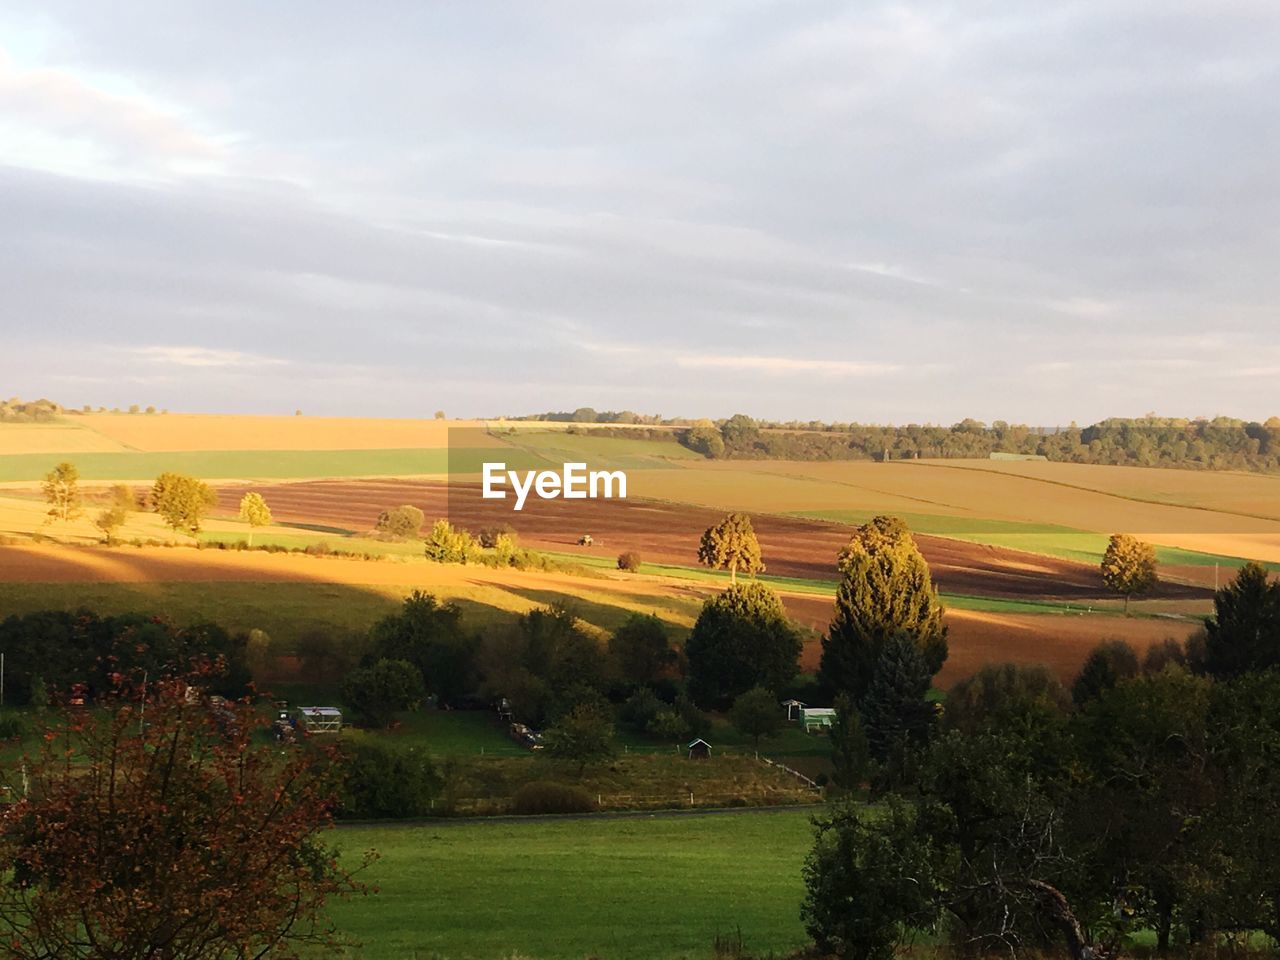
left=608, top=613, right=673, bottom=686
left=683, top=424, right=725, bottom=458
left=730, top=685, right=783, bottom=753
left=238, top=491, right=272, bottom=545
left=1100, top=533, right=1159, bottom=613
left=697, top=512, right=764, bottom=584
left=1203, top=561, right=1280, bottom=678
left=541, top=702, right=616, bottom=775
left=341, top=658, right=425, bottom=729
left=369, top=591, right=476, bottom=706
left=685, top=580, right=801, bottom=707
left=41, top=461, right=82, bottom=524
left=1071, top=639, right=1140, bottom=706
left=151, top=472, right=216, bottom=537
left=801, top=799, right=941, bottom=960
left=820, top=516, right=947, bottom=703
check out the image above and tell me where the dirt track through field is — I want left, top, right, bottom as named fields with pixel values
left=214, top=479, right=1211, bottom=602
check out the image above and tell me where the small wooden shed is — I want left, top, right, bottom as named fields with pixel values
left=687, top=738, right=712, bottom=759
left=781, top=699, right=807, bottom=721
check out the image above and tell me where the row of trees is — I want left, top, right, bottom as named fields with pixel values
left=0, top=609, right=253, bottom=706
left=676, top=413, right=1280, bottom=471
left=40, top=461, right=274, bottom=542
left=691, top=412, right=1280, bottom=471
left=504, top=410, right=1280, bottom=471
left=802, top=560, right=1280, bottom=960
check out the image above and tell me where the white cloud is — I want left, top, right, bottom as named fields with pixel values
left=128, top=346, right=288, bottom=368
left=676, top=355, right=903, bottom=376
left=0, top=47, right=224, bottom=178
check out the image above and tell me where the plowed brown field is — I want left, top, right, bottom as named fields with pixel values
left=214, top=479, right=1211, bottom=602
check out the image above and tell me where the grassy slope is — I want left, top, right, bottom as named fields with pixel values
left=792, top=508, right=1256, bottom=568
left=330, top=811, right=813, bottom=960
left=0, top=575, right=705, bottom=651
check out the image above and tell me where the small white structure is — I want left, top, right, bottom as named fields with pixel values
left=687, top=738, right=712, bottom=759
left=781, top=699, right=807, bottom=722
left=296, top=706, right=343, bottom=734
left=800, top=707, right=837, bottom=733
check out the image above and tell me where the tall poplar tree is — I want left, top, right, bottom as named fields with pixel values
left=819, top=515, right=947, bottom=703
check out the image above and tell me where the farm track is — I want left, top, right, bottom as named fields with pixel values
left=214, top=479, right=1211, bottom=603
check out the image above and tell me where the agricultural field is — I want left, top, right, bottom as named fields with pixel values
left=0, top=541, right=1200, bottom=687
left=0, top=413, right=1255, bottom=691
left=630, top=459, right=1280, bottom=567
left=329, top=810, right=814, bottom=960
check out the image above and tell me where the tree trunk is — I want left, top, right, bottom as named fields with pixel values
left=1024, top=879, right=1097, bottom=960
left=1155, top=902, right=1171, bottom=953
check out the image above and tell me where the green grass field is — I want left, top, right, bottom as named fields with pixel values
left=496, top=428, right=702, bottom=471
left=793, top=509, right=1262, bottom=569
left=329, top=810, right=814, bottom=960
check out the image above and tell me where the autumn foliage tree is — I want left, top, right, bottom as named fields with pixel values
left=0, top=670, right=369, bottom=958
left=41, top=461, right=82, bottom=524
left=697, top=512, right=764, bottom=584
left=151, top=471, right=217, bottom=537
left=1100, top=533, right=1159, bottom=613
left=238, top=491, right=273, bottom=545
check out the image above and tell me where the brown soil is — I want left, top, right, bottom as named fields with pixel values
left=215, top=479, right=1212, bottom=602
left=781, top=593, right=1200, bottom=686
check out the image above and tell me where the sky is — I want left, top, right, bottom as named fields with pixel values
left=1, top=1, right=1277, bottom=425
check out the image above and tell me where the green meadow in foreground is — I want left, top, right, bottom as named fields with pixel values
left=329, top=810, right=814, bottom=960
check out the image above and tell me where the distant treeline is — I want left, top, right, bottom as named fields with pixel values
left=0, top=397, right=63, bottom=423
left=0, top=396, right=166, bottom=420
left=513, top=410, right=1280, bottom=472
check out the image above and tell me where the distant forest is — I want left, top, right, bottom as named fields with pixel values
left=513, top=409, right=1280, bottom=472
left=1, top=397, right=162, bottom=422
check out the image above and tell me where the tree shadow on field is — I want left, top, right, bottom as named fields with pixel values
left=492, top=586, right=700, bottom=638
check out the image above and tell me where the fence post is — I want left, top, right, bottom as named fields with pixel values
left=689, top=790, right=694, bottom=807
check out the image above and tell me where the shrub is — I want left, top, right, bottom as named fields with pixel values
left=0, top=710, right=28, bottom=740
left=375, top=505, right=425, bottom=540
left=423, top=519, right=478, bottom=564
left=336, top=742, right=441, bottom=819
left=617, top=551, right=642, bottom=572
left=511, top=781, right=596, bottom=815
left=478, top=524, right=517, bottom=549
left=619, top=687, right=665, bottom=732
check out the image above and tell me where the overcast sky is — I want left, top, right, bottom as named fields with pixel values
left=2, top=2, right=1277, bottom=424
